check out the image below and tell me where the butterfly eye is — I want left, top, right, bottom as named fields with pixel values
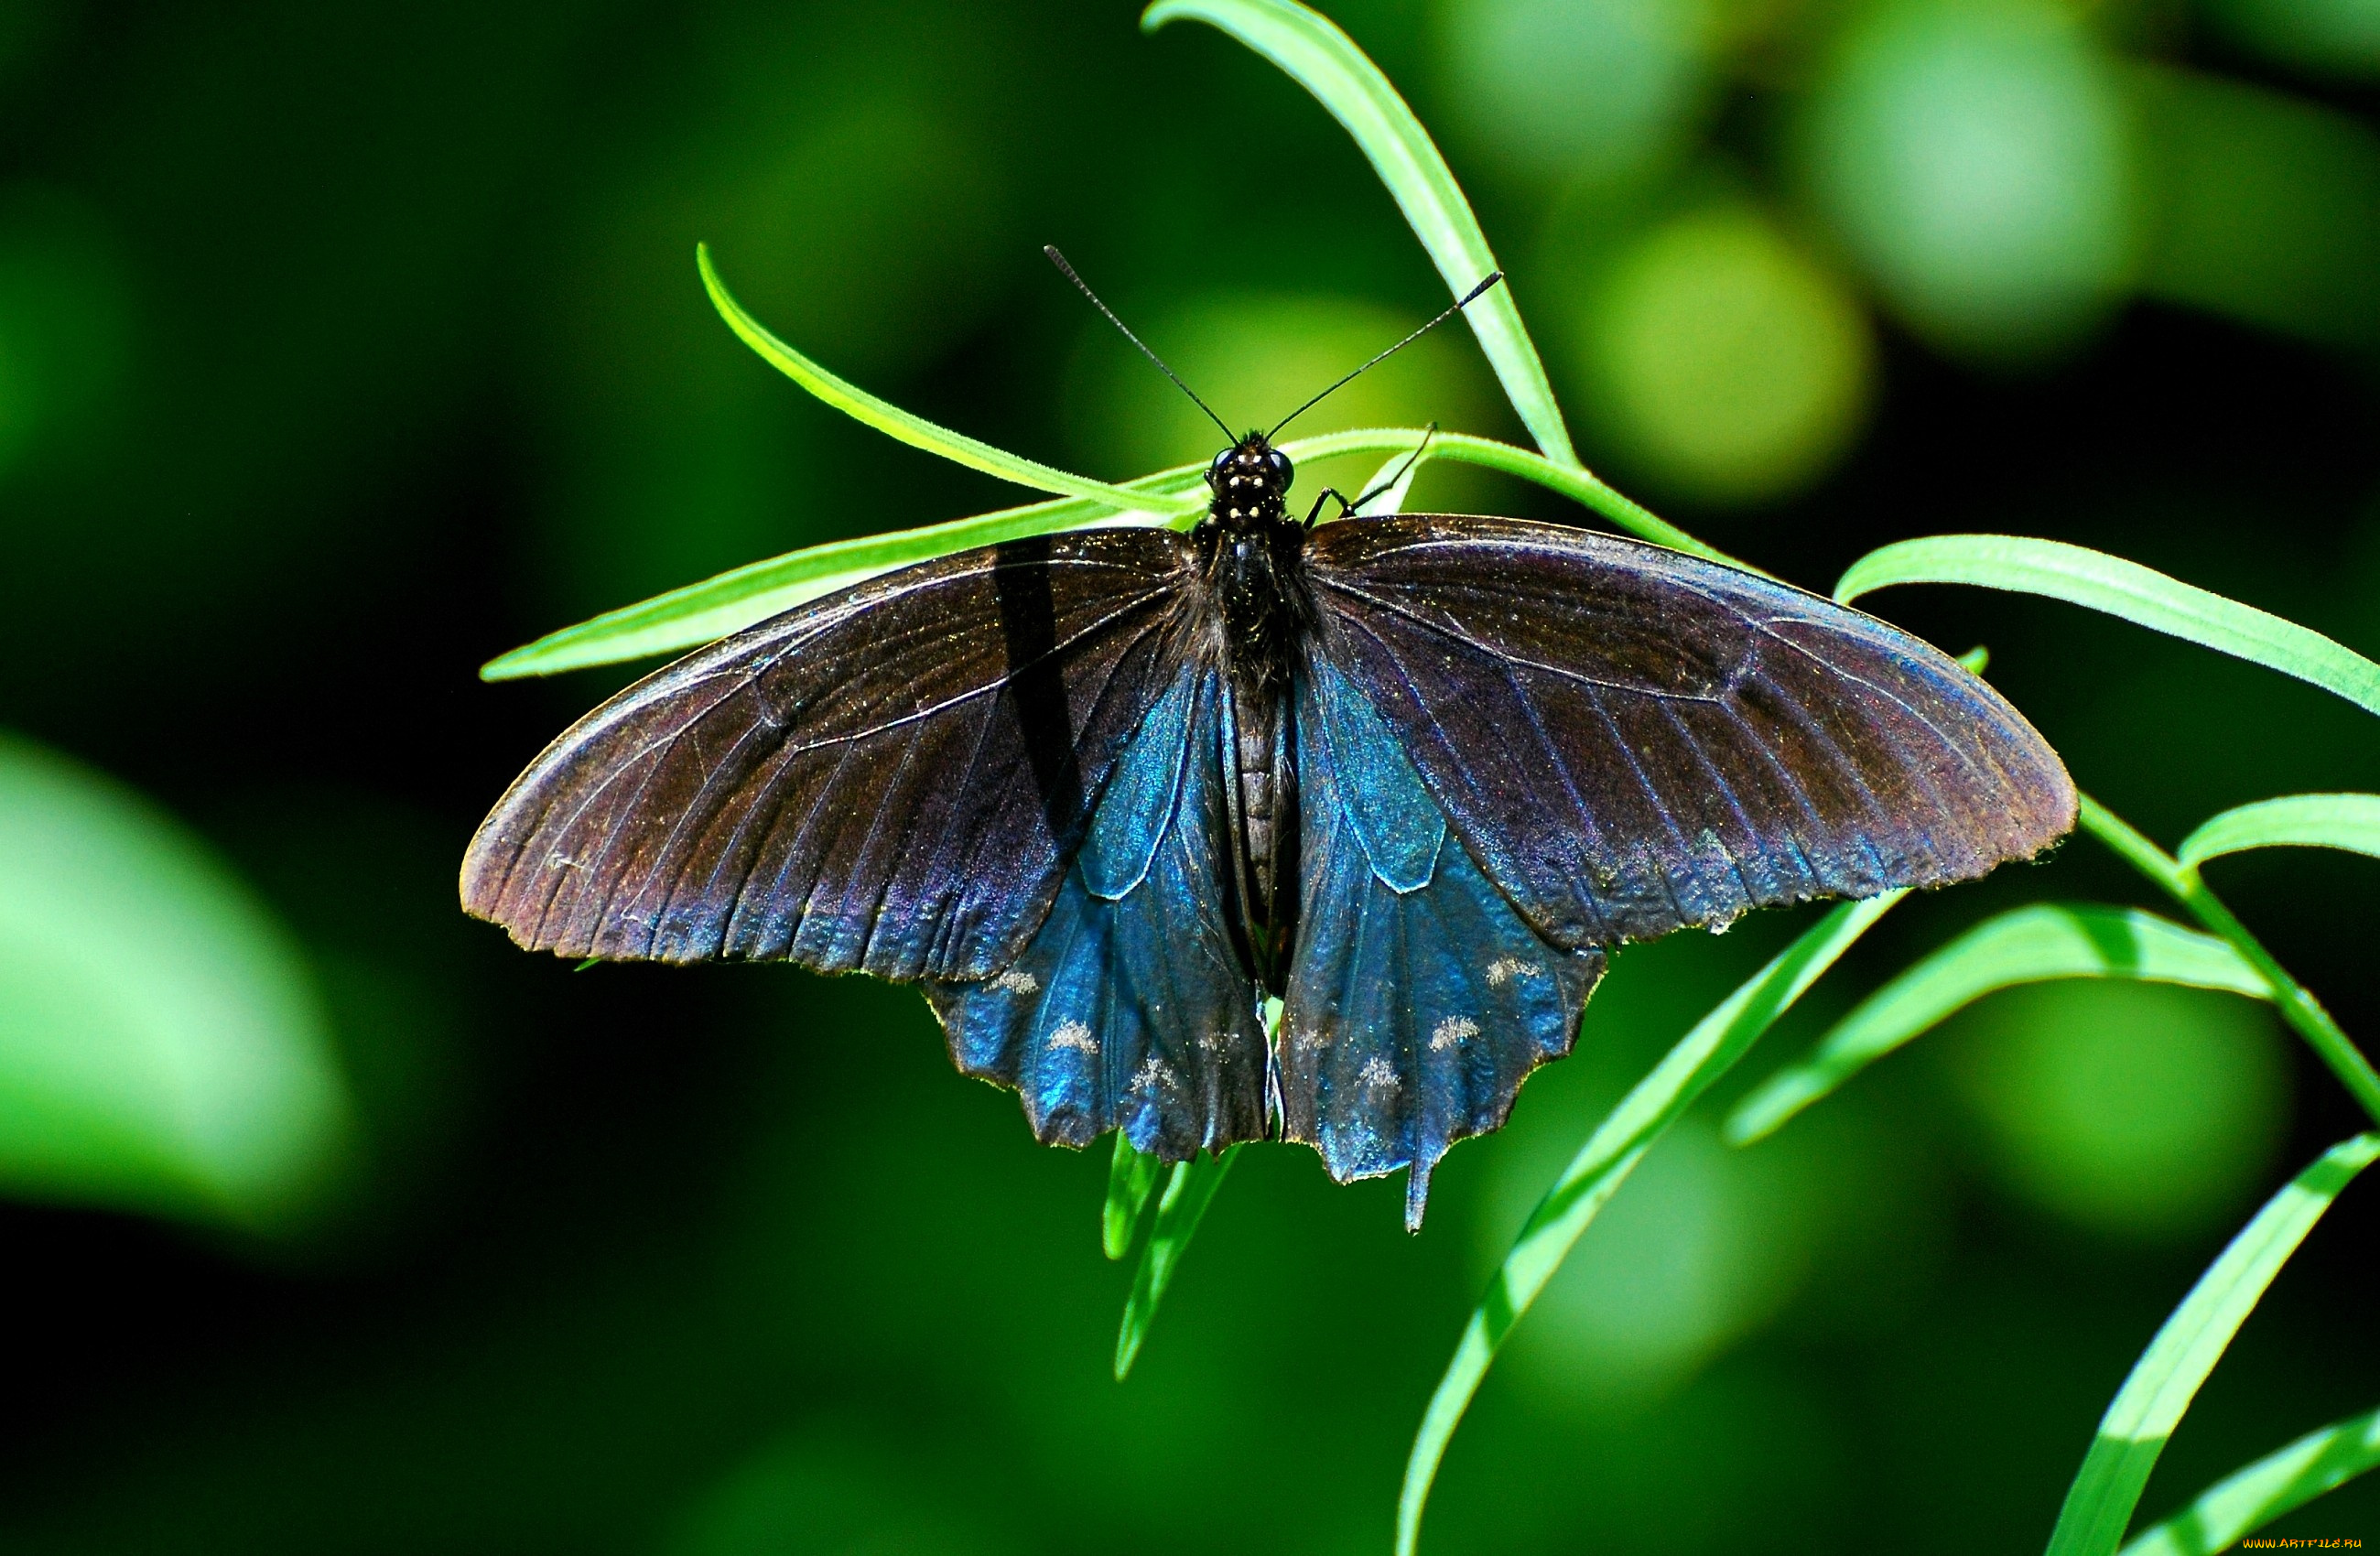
left=1267, top=448, right=1293, bottom=485
left=1207, top=448, right=1235, bottom=484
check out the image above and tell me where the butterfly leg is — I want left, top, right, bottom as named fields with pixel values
left=1302, top=488, right=1358, bottom=527
left=1302, top=423, right=1439, bottom=526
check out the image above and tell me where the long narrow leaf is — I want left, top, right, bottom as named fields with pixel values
left=1104, top=1132, right=1164, bottom=1261
left=2178, top=793, right=2380, bottom=871
left=481, top=472, right=1200, bottom=679
left=1396, top=892, right=1903, bottom=1556
left=2046, top=1133, right=2380, bottom=1556
left=1114, top=1144, right=1239, bottom=1379
left=1836, top=535, right=2380, bottom=719
left=1287, top=427, right=1745, bottom=566
left=700, top=245, right=1203, bottom=518
left=485, top=426, right=1750, bottom=679
left=1726, top=905, right=2267, bottom=1147
left=1141, top=0, right=1578, bottom=469
left=2117, top=1401, right=2380, bottom=1556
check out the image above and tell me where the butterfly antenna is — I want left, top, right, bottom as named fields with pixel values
left=1348, top=423, right=1438, bottom=514
left=1044, top=245, right=1236, bottom=444
left=1267, top=271, right=1505, bottom=441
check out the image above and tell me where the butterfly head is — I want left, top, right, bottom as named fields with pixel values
left=1206, top=433, right=1294, bottom=532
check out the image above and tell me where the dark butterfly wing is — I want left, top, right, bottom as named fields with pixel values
left=460, top=528, right=1195, bottom=982
left=1304, top=515, right=2075, bottom=953
left=1279, top=659, right=1605, bottom=1229
left=924, top=667, right=1271, bottom=1159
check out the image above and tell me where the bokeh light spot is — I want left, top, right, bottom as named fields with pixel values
left=1436, top=0, right=1715, bottom=187
left=1802, top=0, right=2137, bottom=361
left=0, top=734, right=350, bottom=1229
left=1573, top=201, right=1874, bottom=503
left=2134, top=66, right=2380, bottom=349
left=1490, top=1119, right=1819, bottom=1407
left=1948, top=980, right=2289, bottom=1239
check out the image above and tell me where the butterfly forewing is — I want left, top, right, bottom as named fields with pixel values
left=460, top=528, right=1196, bottom=982
left=1303, top=515, right=2076, bottom=955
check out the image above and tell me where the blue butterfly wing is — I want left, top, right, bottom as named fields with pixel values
left=1304, top=516, right=2073, bottom=952
left=925, top=669, right=1270, bottom=1160
left=1280, top=660, right=1606, bottom=1229
left=462, top=530, right=1193, bottom=982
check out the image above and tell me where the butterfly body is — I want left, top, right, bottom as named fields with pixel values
left=1194, top=432, right=1309, bottom=992
left=463, top=432, right=2074, bottom=1228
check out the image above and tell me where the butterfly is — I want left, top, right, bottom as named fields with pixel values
left=460, top=257, right=2074, bottom=1229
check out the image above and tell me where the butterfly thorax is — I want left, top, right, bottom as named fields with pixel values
left=1193, top=432, right=1311, bottom=992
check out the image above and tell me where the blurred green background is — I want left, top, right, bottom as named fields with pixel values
left=0, top=0, right=2376, bottom=1550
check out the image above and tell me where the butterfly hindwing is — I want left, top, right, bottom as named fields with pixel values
left=925, top=669, right=1271, bottom=1159
left=1281, top=659, right=1606, bottom=1228
left=1304, top=515, right=2075, bottom=953
left=460, top=529, right=1195, bottom=983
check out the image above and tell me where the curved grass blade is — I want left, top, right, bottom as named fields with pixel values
left=486, top=427, right=1748, bottom=679
left=2117, top=1400, right=2380, bottom=1556
left=700, top=244, right=1204, bottom=519
left=1286, top=427, right=1744, bottom=567
left=481, top=470, right=1204, bottom=679
left=1726, top=904, right=2266, bottom=1147
left=2179, top=793, right=2380, bottom=871
left=2046, top=1133, right=2380, bottom=1556
left=1396, top=892, right=1903, bottom=1556
left=1836, top=535, right=2380, bottom=719
left=1141, top=0, right=1579, bottom=469
left=1104, top=1132, right=1164, bottom=1261
left=1114, top=1144, right=1240, bottom=1380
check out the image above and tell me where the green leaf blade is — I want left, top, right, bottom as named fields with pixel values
left=480, top=479, right=1199, bottom=680
left=1835, top=535, right=2380, bottom=718
left=1114, top=1144, right=1239, bottom=1380
left=1104, top=1132, right=1163, bottom=1261
left=2118, top=1401, right=2380, bottom=1556
left=1726, top=904, right=2269, bottom=1147
left=1140, top=0, right=1578, bottom=469
left=2179, top=793, right=2380, bottom=870
left=1396, top=891, right=1904, bottom=1556
left=2047, top=1133, right=2380, bottom=1556
left=484, top=428, right=1750, bottom=680
left=698, top=244, right=1202, bottom=518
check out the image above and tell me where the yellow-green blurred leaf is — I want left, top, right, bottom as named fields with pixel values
left=0, top=734, right=349, bottom=1228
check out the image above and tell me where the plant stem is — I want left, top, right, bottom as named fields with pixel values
left=2080, top=793, right=2380, bottom=1128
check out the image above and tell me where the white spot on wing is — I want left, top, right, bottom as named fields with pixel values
left=1430, top=1016, right=1479, bottom=1052
left=1129, top=1056, right=1174, bottom=1093
left=991, top=968, right=1040, bottom=994
left=1358, top=1056, right=1400, bottom=1091
left=1484, top=957, right=1541, bottom=988
left=1047, top=1021, right=1097, bottom=1054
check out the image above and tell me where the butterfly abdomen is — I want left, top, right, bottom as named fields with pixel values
left=1221, top=678, right=1300, bottom=991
